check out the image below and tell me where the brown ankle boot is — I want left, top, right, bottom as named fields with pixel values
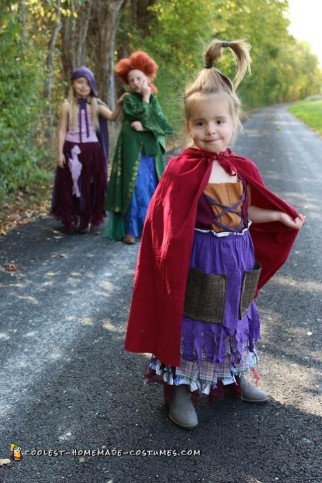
left=240, top=376, right=268, bottom=403
left=168, top=385, right=198, bottom=429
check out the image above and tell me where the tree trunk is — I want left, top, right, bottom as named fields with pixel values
left=60, top=0, right=93, bottom=95
left=87, top=0, right=126, bottom=107
left=61, top=0, right=126, bottom=104
left=43, top=0, right=62, bottom=139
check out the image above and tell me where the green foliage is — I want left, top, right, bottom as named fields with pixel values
left=288, top=99, right=322, bottom=134
left=0, top=1, right=52, bottom=204
left=122, top=0, right=228, bottom=132
left=1, top=0, right=322, bottom=207
left=119, top=0, right=322, bottom=129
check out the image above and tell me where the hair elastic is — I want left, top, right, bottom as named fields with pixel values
left=204, top=63, right=213, bottom=69
left=222, top=41, right=229, bottom=48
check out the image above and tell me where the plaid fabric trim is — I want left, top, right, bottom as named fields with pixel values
left=149, top=338, right=258, bottom=395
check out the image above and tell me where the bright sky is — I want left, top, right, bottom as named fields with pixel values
left=288, top=0, right=321, bottom=65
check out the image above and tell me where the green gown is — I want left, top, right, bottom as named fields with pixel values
left=104, top=92, right=174, bottom=240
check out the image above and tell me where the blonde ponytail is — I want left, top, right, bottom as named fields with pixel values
left=184, top=38, right=252, bottom=133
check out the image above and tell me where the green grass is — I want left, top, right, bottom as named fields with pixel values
left=288, top=99, right=322, bottom=135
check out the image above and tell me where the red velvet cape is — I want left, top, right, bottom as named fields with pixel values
left=125, top=147, right=300, bottom=366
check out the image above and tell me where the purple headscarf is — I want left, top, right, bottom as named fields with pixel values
left=71, top=66, right=98, bottom=97
left=70, top=66, right=109, bottom=159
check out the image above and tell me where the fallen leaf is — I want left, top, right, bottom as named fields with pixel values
left=6, top=263, right=17, bottom=272
left=0, top=187, right=51, bottom=237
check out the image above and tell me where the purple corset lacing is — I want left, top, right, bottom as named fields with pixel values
left=205, top=188, right=246, bottom=232
left=78, top=98, right=90, bottom=142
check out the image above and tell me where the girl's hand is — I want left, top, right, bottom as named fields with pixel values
left=141, top=80, right=151, bottom=102
left=131, top=121, right=144, bottom=132
left=116, top=92, right=130, bottom=105
left=248, top=206, right=306, bottom=229
left=57, top=154, right=66, bottom=168
left=279, top=212, right=306, bottom=229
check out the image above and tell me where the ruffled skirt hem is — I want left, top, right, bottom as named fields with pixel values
left=145, top=343, right=260, bottom=399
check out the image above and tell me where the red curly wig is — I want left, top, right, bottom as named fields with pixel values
left=115, top=51, right=158, bottom=93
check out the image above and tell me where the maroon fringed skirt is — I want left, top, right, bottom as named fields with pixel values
left=52, top=141, right=107, bottom=232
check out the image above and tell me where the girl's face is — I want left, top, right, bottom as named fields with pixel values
left=127, top=69, right=150, bottom=93
left=187, top=93, right=236, bottom=154
left=72, top=77, right=91, bottom=98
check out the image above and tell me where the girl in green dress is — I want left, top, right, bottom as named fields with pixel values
left=104, top=51, right=174, bottom=244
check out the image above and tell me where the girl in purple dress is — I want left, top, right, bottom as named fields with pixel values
left=52, top=66, right=127, bottom=233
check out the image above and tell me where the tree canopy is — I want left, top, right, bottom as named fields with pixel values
left=1, top=0, right=321, bottom=203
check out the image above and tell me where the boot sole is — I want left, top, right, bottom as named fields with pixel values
left=169, top=412, right=198, bottom=429
left=241, top=397, right=269, bottom=404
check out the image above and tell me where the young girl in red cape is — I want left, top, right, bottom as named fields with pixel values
left=125, top=39, right=306, bottom=429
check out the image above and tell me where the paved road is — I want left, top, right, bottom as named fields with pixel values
left=0, top=105, right=321, bottom=483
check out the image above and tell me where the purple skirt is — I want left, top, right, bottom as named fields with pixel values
left=147, top=228, right=261, bottom=394
left=52, top=141, right=107, bottom=232
left=182, top=228, right=260, bottom=364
